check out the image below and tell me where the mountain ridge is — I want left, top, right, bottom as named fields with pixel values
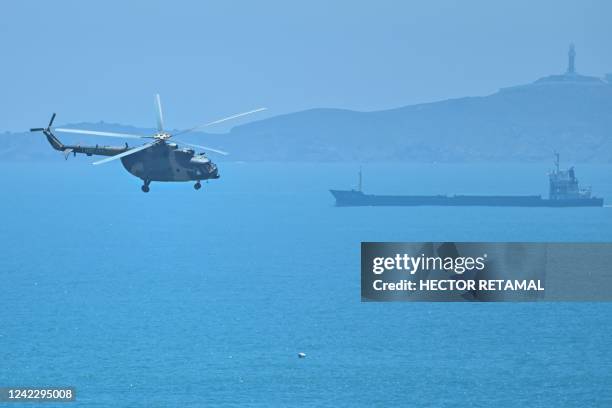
left=3, top=75, right=612, bottom=163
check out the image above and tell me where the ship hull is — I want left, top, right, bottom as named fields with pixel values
left=329, top=190, right=604, bottom=207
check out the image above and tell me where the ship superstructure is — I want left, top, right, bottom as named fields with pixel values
left=549, top=153, right=593, bottom=201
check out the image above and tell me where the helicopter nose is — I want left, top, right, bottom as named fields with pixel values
left=204, top=163, right=219, bottom=179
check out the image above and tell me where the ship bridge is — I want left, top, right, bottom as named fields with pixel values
left=549, top=153, right=592, bottom=200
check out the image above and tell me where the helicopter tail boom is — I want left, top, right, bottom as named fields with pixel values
left=44, top=129, right=65, bottom=151
left=31, top=114, right=131, bottom=159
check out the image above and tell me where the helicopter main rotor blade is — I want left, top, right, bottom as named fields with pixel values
left=92, top=141, right=158, bottom=166
left=173, top=139, right=229, bottom=156
left=54, top=128, right=152, bottom=139
left=155, top=94, right=164, bottom=132
left=172, top=107, right=267, bottom=137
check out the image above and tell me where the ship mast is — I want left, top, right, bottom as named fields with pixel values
left=554, top=152, right=560, bottom=173
left=358, top=167, right=362, bottom=192
left=567, top=43, right=576, bottom=74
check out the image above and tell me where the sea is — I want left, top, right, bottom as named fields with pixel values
left=1, top=161, right=611, bottom=407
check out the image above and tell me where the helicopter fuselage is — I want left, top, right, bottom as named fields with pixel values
left=120, top=142, right=219, bottom=182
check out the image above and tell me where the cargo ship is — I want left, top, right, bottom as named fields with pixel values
left=330, top=155, right=604, bottom=207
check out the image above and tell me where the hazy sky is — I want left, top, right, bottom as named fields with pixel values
left=3, top=0, right=612, bottom=132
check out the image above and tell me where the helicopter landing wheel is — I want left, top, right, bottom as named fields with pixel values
left=194, top=181, right=202, bottom=190
left=141, top=180, right=151, bottom=193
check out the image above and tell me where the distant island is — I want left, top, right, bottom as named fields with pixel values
left=3, top=44, right=612, bottom=163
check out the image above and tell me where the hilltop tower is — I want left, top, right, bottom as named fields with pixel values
left=567, top=43, right=576, bottom=74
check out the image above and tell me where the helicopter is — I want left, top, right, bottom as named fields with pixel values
left=30, top=95, right=265, bottom=192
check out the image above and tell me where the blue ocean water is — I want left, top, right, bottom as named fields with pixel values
left=1, top=161, right=611, bottom=407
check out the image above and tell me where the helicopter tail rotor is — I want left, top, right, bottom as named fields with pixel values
left=30, top=113, right=57, bottom=133
left=48, top=113, right=57, bottom=128
left=30, top=113, right=66, bottom=152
